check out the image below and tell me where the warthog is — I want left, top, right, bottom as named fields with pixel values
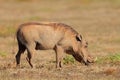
left=15, top=22, right=94, bottom=68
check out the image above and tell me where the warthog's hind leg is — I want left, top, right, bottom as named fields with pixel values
left=26, top=52, right=33, bottom=68
left=26, top=43, right=36, bottom=68
left=15, top=41, right=26, bottom=67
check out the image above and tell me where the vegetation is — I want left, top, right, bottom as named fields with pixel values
left=0, top=26, right=16, bottom=37
left=0, top=51, right=7, bottom=57
left=63, top=55, right=75, bottom=64
left=96, top=53, right=120, bottom=64
left=0, top=0, right=120, bottom=80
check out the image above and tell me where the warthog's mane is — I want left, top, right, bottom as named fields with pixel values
left=19, top=22, right=78, bottom=35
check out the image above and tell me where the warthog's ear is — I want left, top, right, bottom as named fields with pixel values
left=76, top=34, right=82, bottom=42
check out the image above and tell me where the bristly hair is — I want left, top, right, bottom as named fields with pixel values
left=18, top=22, right=78, bottom=35
left=53, top=23, right=78, bottom=34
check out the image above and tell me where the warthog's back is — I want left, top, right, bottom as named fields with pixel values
left=17, top=22, right=78, bottom=49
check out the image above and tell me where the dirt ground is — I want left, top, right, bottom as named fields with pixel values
left=0, top=0, right=120, bottom=80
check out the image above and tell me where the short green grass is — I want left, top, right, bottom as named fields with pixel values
left=0, top=51, right=7, bottom=57
left=0, top=26, right=16, bottom=37
left=63, top=55, right=75, bottom=64
left=63, top=53, right=120, bottom=65
left=96, top=53, right=120, bottom=64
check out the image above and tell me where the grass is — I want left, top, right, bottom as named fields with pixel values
left=0, top=51, right=7, bottom=57
left=29, top=16, right=42, bottom=21
left=63, top=53, right=120, bottom=65
left=0, top=26, right=16, bottom=37
left=96, top=53, right=120, bottom=64
left=0, top=0, right=120, bottom=80
left=63, top=55, right=75, bottom=64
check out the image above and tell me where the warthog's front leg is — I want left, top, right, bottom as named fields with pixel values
left=54, top=45, right=64, bottom=68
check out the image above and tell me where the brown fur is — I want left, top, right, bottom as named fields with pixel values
left=15, top=22, right=94, bottom=68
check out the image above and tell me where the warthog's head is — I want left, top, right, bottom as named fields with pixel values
left=72, top=34, right=94, bottom=65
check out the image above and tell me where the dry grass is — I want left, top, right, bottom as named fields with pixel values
left=0, top=0, right=120, bottom=80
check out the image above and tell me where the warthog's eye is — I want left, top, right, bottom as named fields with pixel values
left=76, top=34, right=82, bottom=42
